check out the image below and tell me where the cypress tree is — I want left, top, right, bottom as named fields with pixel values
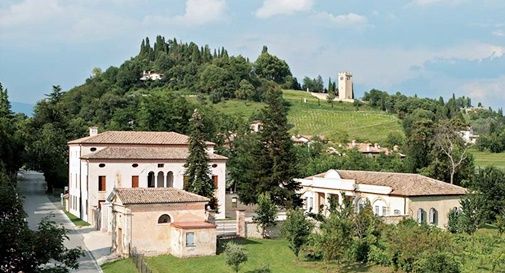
left=251, top=83, right=301, bottom=208
left=184, top=109, right=214, bottom=199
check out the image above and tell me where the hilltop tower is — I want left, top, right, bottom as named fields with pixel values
left=337, top=72, right=353, bottom=100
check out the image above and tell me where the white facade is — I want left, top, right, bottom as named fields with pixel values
left=68, top=131, right=227, bottom=229
left=140, top=71, right=163, bottom=81
left=296, top=169, right=464, bottom=228
left=337, top=72, right=353, bottom=100
left=459, top=128, right=479, bottom=144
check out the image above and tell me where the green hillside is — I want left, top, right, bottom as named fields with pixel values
left=470, top=149, right=505, bottom=169
left=213, top=90, right=404, bottom=143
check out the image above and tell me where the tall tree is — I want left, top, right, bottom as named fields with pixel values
left=239, top=83, right=301, bottom=207
left=0, top=172, right=82, bottom=272
left=184, top=109, right=214, bottom=199
left=432, top=120, right=470, bottom=184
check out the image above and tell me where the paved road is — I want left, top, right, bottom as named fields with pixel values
left=17, top=171, right=102, bottom=273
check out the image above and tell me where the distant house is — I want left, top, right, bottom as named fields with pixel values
left=108, top=188, right=217, bottom=257
left=291, top=134, right=325, bottom=145
left=67, top=128, right=227, bottom=231
left=296, top=169, right=467, bottom=228
left=250, top=120, right=263, bottom=132
left=459, top=127, right=479, bottom=144
left=347, top=140, right=405, bottom=158
left=140, top=71, right=163, bottom=81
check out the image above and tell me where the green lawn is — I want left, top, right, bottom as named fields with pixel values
left=64, top=211, right=90, bottom=227
left=470, top=149, right=505, bottom=169
left=102, top=239, right=393, bottom=273
left=102, top=231, right=505, bottom=273
left=102, top=258, right=138, bottom=273
left=213, top=90, right=403, bottom=143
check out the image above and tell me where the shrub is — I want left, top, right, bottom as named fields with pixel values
left=249, top=264, right=271, bottom=273
left=281, top=209, right=314, bottom=257
left=413, top=252, right=461, bottom=273
left=497, top=211, right=505, bottom=235
left=253, top=193, right=278, bottom=238
left=224, top=242, right=248, bottom=273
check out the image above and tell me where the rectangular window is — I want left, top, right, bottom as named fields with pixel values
left=375, top=205, right=379, bottom=215
left=212, top=175, right=218, bottom=190
left=382, top=206, right=387, bottom=216
left=186, top=232, right=195, bottom=247
left=98, top=176, right=106, bottom=192
left=131, top=176, right=139, bottom=188
left=158, top=163, right=164, bottom=168
left=183, top=176, right=189, bottom=190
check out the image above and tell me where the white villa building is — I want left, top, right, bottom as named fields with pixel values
left=297, top=169, right=466, bottom=228
left=67, top=128, right=227, bottom=230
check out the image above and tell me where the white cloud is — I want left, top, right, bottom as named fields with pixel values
left=409, top=0, right=465, bottom=6
left=461, top=75, right=505, bottom=104
left=255, top=0, right=313, bottom=18
left=0, top=0, right=62, bottom=27
left=314, top=12, right=368, bottom=27
left=492, top=30, right=505, bottom=37
left=174, top=0, right=226, bottom=25
left=143, top=0, right=227, bottom=26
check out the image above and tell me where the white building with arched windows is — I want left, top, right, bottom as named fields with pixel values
left=67, top=128, right=227, bottom=230
left=296, top=169, right=467, bottom=228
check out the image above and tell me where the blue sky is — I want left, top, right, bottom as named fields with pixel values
left=0, top=0, right=504, bottom=109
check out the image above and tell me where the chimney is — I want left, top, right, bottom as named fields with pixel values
left=351, top=140, right=356, bottom=147
left=89, top=126, right=98, bottom=136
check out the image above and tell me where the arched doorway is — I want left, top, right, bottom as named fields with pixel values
left=147, top=172, right=155, bottom=188
left=166, top=171, right=174, bottom=187
left=157, top=171, right=164, bottom=188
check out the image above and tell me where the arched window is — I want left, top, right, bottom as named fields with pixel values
left=166, top=171, right=174, bottom=188
left=417, top=208, right=427, bottom=224
left=429, top=208, right=438, bottom=225
left=157, top=214, right=171, bottom=224
left=356, top=198, right=367, bottom=213
left=157, top=171, right=164, bottom=187
left=373, top=199, right=387, bottom=216
left=147, top=172, right=155, bottom=188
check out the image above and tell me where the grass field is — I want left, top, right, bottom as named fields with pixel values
left=470, top=149, right=505, bottom=169
left=101, top=258, right=137, bottom=273
left=102, top=231, right=505, bottom=273
left=64, top=211, right=90, bottom=227
left=102, top=239, right=393, bottom=273
left=213, top=90, right=403, bottom=143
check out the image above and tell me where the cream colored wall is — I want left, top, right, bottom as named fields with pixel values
left=87, top=159, right=226, bottom=226
left=300, top=186, right=407, bottom=216
left=128, top=203, right=207, bottom=255
left=407, top=195, right=462, bottom=228
left=171, top=227, right=217, bottom=257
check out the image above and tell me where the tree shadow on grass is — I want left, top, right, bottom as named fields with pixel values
left=217, top=238, right=261, bottom=254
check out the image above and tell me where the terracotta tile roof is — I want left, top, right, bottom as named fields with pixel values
left=81, top=146, right=227, bottom=160
left=306, top=170, right=467, bottom=196
left=172, top=221, right=217, bottom=229
left=68, top=131, right=215, bottom=146
left=112, top=188, right=209, bottom=204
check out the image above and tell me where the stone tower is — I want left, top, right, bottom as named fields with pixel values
left=337, top=72, right=353, bottom=100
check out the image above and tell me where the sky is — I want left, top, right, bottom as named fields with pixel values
left=0, top=0, right=504, bottom=110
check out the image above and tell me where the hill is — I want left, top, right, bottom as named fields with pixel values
left=213, top=90, right=403, bottom=143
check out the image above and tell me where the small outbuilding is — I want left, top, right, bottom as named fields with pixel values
left=108, top=188, right=217, bottom=258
